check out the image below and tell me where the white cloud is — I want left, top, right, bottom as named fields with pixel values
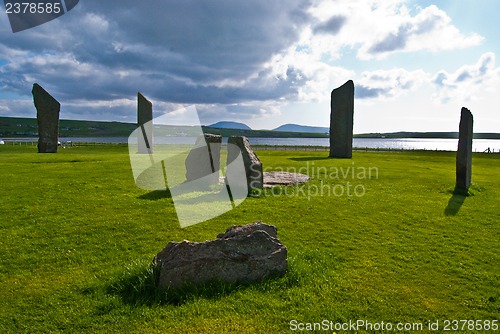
left=261, top=0, right=484, bottom=107
left=356, top=68, right=428, bottom=100
left=432, top=52, right=500, bottom=103
left=81, top=13, right=110, bottom=34
left=265, top=48, right=354, bottom=103
left=303, top=1, right=483, bottom=60
left=0, top=99, right=32, bottom=115
left=359, top=5, right=483, bottom=59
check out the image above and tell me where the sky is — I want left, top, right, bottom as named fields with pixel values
left=0, top=0, right=499, bottom=133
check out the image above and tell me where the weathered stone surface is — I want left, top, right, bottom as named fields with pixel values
left=32, top=83, right=60, bottom=153
left=329, top=80, right=354, bottom=158
left=227, top=136, right=263, bottom=195
left=137, top=92, right=153, bottom=154
left=216, top=221, right=278, bottom=239
left=153, top=222, right=287, bottom=289
left=456, top=107, right=473, bottom=192
left=263, top=172, right=310, bottom=188
left=185, top=134, right=222, bottom=186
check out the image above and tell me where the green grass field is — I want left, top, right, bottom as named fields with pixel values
left=1, top=145, right=499, bottom=333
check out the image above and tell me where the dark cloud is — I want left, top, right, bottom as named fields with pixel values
left=412, top=12, right=440, bottom=34
left=355, top=85, right=387, bottom=99
left=478, top=53, right=494, bottom=75
left=456, top=71, right=471, bottom=82
left=432, top=72, right=447, bottom=87
left=313, top=15, right=346, bottom=35
left=368, top=26, right=408, bottom=53
left=0, top=0, right=312, bottom=121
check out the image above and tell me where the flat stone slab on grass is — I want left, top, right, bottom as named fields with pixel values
left=263, top=171, right=310, bottom=188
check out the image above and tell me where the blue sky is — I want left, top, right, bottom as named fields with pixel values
left=0, top=0, right=499, bottom=133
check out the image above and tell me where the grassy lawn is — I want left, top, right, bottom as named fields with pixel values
left=0, top=144, right=499, bottom=333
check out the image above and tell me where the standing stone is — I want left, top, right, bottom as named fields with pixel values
left=329, top=80, right=354, bottom=158
left=185, top=134, right=222, bottom=186
left=32, top=83, right=60, bottom=153
left=456, top=107, right=473, bottom=192
left=137, top=92, right=153, bottom=154
left=227, top=136, right=263, bottom=196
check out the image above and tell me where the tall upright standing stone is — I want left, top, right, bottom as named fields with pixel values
left=329, top=80, right=354, bottom=158
left=137, top=92, right=153, bottom=154
left=455, top=107, right=473, bottom=192
left=227, top=136, right=263, bottom=196
left=32, top=83, right=60, bottom=153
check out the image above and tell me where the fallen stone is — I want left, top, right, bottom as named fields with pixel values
left=153, top=222, right=287, bottom=290
left=32, top=83, right=60, bottom=153
left=216, top=221, right=278, bottom=239
left=263, top=172, right=310, bottom=188
left=227, top=136, right=263, bottom=195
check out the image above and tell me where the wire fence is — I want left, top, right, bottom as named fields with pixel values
left=0, top=140, right=129, bottom=147
left=1, top=140, right=497, bottom=153
left=252, top=145, right=489, bottom=153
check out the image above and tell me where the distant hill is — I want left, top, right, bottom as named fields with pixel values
left=208, top=121, right=251, bottom=130
left=1, top=116, right=499, bottom=139
left=274, top=123, right=329, bottom=134
left=0, top=116, right=137, bottom=137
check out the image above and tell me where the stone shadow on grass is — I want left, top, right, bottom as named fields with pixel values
left=138, top=189, right=172, bottom=200
left=444, top=189, right=467, bottom=216
left=106, top=264, right=241, bottom=306
left=137, top=183, right=227, bottom=202
left=289, top=157, right=332, bottom=162
left=106, top=263, right=299, bottom=307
